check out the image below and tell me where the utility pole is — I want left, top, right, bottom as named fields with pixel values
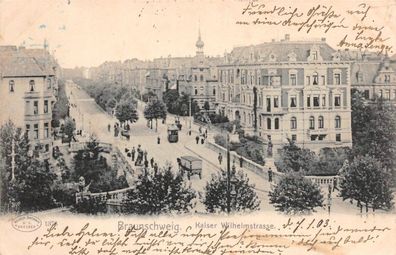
left=189, top=95, right=192, bottom=134
left=11, top=138, right=15, bottom=181
left=226, top=133, right=231, bottom=213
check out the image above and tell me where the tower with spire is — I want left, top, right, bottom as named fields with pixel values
left=195, top=28, right=205, bottom=60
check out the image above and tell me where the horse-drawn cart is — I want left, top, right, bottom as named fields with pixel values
left=178, top=156, right=202, bottom=180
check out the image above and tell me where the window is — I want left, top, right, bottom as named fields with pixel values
left=213, top=88, right=216, bottom=95
left=44, top=100, right=49, bottom=113
left=321, top=75, right=326, bottom=85
left=309, top=116, right=315, bottom=129
left=34, top=124, right=39, bottom=139
left=195, top=89, right=198, bottom=95
left=318, top=116, right=324, bottom=129
left=274, top=118, right=279, bottom=129
left=267, top=118, right=271, bottom=130
left=194, top=75, right=197, bottom=82
left=307, top=96, right=311, bottom=107
left=335, top=116, right=341, bottom=128
left=312, top=51, right=318, bottom=60
left=45, top=144, right=50, bottom=152
left=290, top=96, right=297, bottom=108
left=29, top=80, right=35, bottom=92
left=313, top=73, right=318, bottom=85
left=9, top=80, right=15, bottom=92
left=26, top=124, right=30, bottom=139
left=291, top=134, right=297, bottom=141
left=334, top=95, right=341, bottom=107
left=313, top=96, right=320, bottom=107
left=385, top=74, right=391, bottom=83
left=44, top=123, right=49, bottom=138
left=47, top=78, right=52, bottom=89
left=33, top=101, right=39, bottom=115
left=266, top=97, right=271, bottom=112
left=379, top=89, right=383, bottom=98
left=306, top=76, right=311, bottom=85
left=336, top=134, right=341, bottom=142
left=322, top=96, right=326, bottom=106
left=290, top=117, right=297, bottom=129
left=334, top=73, right=341, bottom=85
left=274, top=96, right=279, bottom=108
left=290, top=73, right=296, bottom=85
left=200, top=75, right=204, bottom=82
left=385, top=90, right=390, bottom=100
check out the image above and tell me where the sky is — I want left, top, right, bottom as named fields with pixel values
left=0, top=0, right=395, bottom=68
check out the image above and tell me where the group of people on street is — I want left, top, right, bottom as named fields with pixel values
left=127, top=144, right=159, bottom=174
left=195, top=126, right=208, bottom=145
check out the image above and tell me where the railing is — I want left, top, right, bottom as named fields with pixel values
left=68, top=141, right=113, bottom=152
left=206, top=139, right=338, bottom=187
left=75, top=186, right=134, bottom=203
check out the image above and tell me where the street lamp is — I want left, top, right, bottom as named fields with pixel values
left=226, top=134, right=238, bottom=213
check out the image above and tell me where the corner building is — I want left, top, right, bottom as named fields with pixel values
left=216, top=35, right=352, bottom=154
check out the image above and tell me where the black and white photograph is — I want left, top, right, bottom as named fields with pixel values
left=0, top=0, right=395, bottom=254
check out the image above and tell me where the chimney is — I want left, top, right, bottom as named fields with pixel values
left=285, top=34, right=290, bottom=41
left=321, top=37, right=326, bottom=42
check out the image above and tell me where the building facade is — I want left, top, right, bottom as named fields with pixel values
left=0, top=46, right=58, bottom=159
left=216, top=35, right=353, bottom=154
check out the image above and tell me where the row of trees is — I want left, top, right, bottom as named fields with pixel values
left=163, top=90, right=200, bottom=116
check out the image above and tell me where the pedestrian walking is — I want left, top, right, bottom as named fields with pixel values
left=328, top=184, right=332, bottom=195
left=131, top=147, right=136, bottom=161
left=154, top=163, right=158, bottom=174
left=205, top=129, right=208, bottom=137
left=201, top=137, right=205, bottom=144
left=150, top=157, right=154, bottom=168
left=195, top=135, right=200, bottom=144
left=144, top=150, right=148, bottom=161
left=108, top=124, right=111, bottom=132
left=333, top=177, right=338, bottom=192
left=157, top=136, right=161, bottom=144
left=218, top=153, right=223, bottom=165
left=199, top=126, right=202, bottom=134
left=144, top=159, right=149, bottom=168
left=239, top=156, right=244, bottom=167
left=268, top=167, right=273, bottom=182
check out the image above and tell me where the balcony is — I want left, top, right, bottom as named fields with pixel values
left=24, top=91, right=40, bottom=99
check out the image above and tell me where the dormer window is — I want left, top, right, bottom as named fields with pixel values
left=47, top=78, right=52, bottom=89
left=29, top=80, right=35, bottom=92
left=313, top=72, right=319, bottom=85
left=269, top=53, right=276, bottom=62
left=312, top=51, right=318, bottom=60
left=9, top=80, right=15, bottom=92
left=308, top=45, right=322, bottom=61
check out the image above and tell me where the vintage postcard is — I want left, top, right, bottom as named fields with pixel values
left=0, top=0, right=395, bottom=254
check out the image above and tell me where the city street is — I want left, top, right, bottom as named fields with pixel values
left=66, top=81, right=363, bottom=214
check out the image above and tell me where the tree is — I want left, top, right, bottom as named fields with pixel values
left=204, top=168, right=260, bottom=213
left=203, top=101, right=210, bottom=111
left=144, top=99, right=167, bottom=131
left=351, top=92, right=396, bottom=183
left=269, top=173, right=324, bottom=214
left=276, top=140, right=317, bottom=173
left=13, top=159, right=57, bottom=211
left=63, top=117, right=76, bottom=139
left=339, top=155, right=394, bottom=213
left=115, top=100, right=139, bottom=125
left=72, top=135, right=128, bottom=193
left=0, top=121, right=29, bottom=211
left=122, top=167, right=196, bottom=215
left=163, top=89, right=180, bottom=113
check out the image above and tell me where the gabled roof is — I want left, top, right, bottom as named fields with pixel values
left=227, top=39, right=336, bottom=64
left=0, top=46, right=55, bottom=77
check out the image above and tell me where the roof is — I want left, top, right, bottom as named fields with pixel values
left=226, top=39, right=336, bottom=64
left=0, top=46, right=55, bottom=77
left=180, top=155, right=201, bottom=162
left=350, top=61, right=381, bottom=85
